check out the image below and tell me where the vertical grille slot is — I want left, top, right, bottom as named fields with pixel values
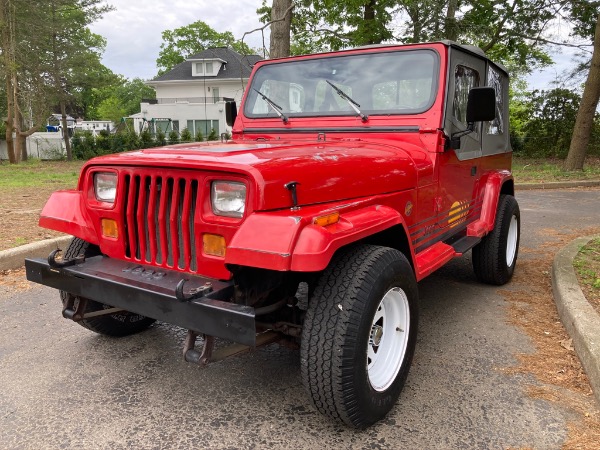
left=189, top=180, right=198, bottom=272
left=122, top=171, right=199, bottom=271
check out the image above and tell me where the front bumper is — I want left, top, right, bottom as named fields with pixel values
left=25, top=256, right=257, bottom=346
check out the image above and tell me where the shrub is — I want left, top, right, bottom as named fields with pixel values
left=195, top=129, right=204, bottom=142
left=180, top=127, right=192, bottom=142
left=139, top=129, right=155, bottom=148
left=207, top=128, right=218, bottom=141
left=168, top=130, right=180, bottom=145
left=156, top=129, right=167, bottom=146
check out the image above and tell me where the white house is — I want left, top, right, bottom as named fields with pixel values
left=137, top=48, right=262, bottom=137
left=74, top=119, right=114, bottom=135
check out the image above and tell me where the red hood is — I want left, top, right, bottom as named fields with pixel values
left=84, top=140, right=422, bottom=210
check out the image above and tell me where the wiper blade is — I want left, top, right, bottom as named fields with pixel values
left=253, top=89, right=289, bottom=123
left=326, top=80, right=368, bottom=122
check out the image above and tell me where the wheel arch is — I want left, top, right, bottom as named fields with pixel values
left=468, top=170, right=515, bottom=237
left=290, top=205, right=414, bottom=272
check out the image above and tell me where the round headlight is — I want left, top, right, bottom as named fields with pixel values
left=211, top=181, right=246, bottom=218
left=94, top=172, right=117, bottom=203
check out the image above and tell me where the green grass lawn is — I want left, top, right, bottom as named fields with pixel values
left=0, top=159, right=83, bottom=188
left=512, top=156, right=600, bottom=183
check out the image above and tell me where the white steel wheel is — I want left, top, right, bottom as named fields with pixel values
left=505, top=215, right=518, bottom=267
left=367, top=287, right=410, bottom=392
left=472, top=194, right=521, bottom=286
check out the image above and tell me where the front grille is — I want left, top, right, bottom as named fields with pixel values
left=122, top=173, right=199, bottom=271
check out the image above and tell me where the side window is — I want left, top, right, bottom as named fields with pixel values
left=453, top=65, right=479, bottom=125
left=486, top=66, right=504, bottom=135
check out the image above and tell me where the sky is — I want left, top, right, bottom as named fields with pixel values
left=89, top=0, right=269, bottom=80
left=90, top=1, right=584, bottom=90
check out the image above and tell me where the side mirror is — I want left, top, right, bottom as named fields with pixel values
left=225, top=101, right=237, bottom=127
left=466, top=87, right=496, bottom=123
left=449, top=87, right=496, bottom=149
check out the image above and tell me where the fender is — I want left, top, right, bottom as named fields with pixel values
left=226, top=204, right=408, bottom=273
left=39, top=190, right=99, bottom=245
left=467, top=170, right=514, bottom=237
left=291, top=205, right=407, bottom=271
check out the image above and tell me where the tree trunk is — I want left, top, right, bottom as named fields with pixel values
left=269, top=0, right=292, bottom=59
left=1, top=0, right=17, bottom=163
left=565, top=13, right=600, bottom=171
left=363, top=0, right=376, bottom=44
left=4, top=76, right=17, bottom=164
left=60, top=101, right=73, bottom=160
left=445, top=0, right=459, bottom=41
left=14, top=81, right=28, bottom=162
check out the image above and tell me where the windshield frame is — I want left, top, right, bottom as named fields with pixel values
left=243, top=48, right=441, bottom=121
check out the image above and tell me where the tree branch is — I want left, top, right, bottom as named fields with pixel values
left=241, top=2, right=295, bottom=50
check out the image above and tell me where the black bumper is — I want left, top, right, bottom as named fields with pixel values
left=25, top=256, right=257, bottom=346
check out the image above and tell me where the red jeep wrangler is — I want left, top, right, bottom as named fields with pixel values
left=26, top=41, right=519, bottom=428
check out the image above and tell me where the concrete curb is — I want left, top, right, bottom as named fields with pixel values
left=517, top=180, right=600, bottom=190
left=552, top=236, right=600, bottom=406
left=0, top=236, right=72, bottom=271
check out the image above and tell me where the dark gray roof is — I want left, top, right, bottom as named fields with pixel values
left=152, top=47, right=263, bottom=82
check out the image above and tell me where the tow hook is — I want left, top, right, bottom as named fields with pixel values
left=182, top=330, right=281, bottom=366
left=175, top=279, right=213, bottom=302
left=48, top=248, right=85, bottom=269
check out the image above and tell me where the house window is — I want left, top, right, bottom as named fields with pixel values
left=195, top=63, right=203, bottom=74
left=206, top=62, right=213, bottom=74
left=187, top=119, right=220, bottom=137
left=212, top=88, right=220, bottom=102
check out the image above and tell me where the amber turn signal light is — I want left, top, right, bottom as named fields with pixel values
left=203, top=234, right=226, bottom=257
left=101, top=218, right=118, bottom=238
left=313, top=212, right=340, bottom=227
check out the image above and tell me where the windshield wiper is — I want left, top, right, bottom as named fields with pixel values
left=253, top=89, right=289, bottom=123
left=326, top=80, right=368, bottom=122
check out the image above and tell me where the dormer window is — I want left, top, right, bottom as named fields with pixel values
left=191, top=59, right=223, bottom=77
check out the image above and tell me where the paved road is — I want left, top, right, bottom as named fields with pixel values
left=1, top=188, right=599, bottom=449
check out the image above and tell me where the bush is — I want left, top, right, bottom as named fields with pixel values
left=156, top=129, right=167, bottom=146
left=71, top=131, right=96, bottom=160
left=195, top=129, right=204, bottom=142
left=168, top=130, right=180, bottom=145
left=139, top=129, right=155, bottom=148
left=207, top=128, right=218, bottom=141
left=180, top=127, right=192, bottom=142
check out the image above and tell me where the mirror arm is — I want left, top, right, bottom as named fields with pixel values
left=447, top=122, right=475, bottom=150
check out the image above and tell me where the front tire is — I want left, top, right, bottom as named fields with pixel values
left=472, top=194, right=520, bottom=285
left=301, top=245, right=418, bottom=428
left=60, top=238, right=156, bottom=337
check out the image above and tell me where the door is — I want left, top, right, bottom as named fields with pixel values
left=436, top=48, right=486, bottom=241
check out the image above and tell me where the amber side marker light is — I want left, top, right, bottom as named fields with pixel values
left=101, top=218, right=119, bottom=238
left=203, top=234, right=226, bottom=257
left=314, top=212, right=340, bottom=227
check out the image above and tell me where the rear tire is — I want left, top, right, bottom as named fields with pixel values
left=60, top=238, right=156, bottom=337
left=301, top=245, right=418, bottom=428
left=472, top=194, right=520, bottom=285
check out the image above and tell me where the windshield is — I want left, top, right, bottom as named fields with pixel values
left=244, top=49, right=439, bottom=120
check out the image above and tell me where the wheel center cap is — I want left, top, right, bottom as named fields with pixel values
left=371, top=324, right=384, bottom=347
